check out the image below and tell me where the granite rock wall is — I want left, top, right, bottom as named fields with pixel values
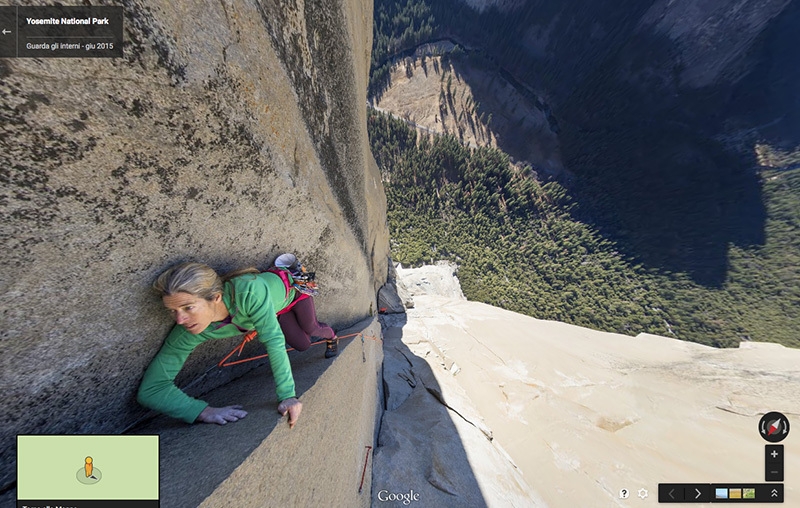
left=0, top=0, right=387, bottom=491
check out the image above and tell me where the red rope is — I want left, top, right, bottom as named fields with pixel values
left=217, top=332, right=381, bottom=368
left=359, top=445, right=373, bottom=493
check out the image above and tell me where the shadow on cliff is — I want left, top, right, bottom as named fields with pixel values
left=373, top=315, right=489, bottom=506
left=443, top=47, right=768, bottom=287
left=423, top=0, right=799, bottom=288
left=553, top=5, right=800, bottom=287
left=561, top=123, right=767, bottom=288
left=549, top=0, right=797, bottom=287
left=127, top=342, right=336, bottom=508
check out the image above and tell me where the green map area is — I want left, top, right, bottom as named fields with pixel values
left=17, top=435, right=158, bottom=501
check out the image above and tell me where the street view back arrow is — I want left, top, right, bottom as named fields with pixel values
left=2, top=29, right=12, bottom=35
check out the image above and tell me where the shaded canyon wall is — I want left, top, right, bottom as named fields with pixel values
left=452, top=0, right=798, bottom=285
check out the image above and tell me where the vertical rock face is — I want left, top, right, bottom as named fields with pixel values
left=449, top=0, right=797, bottom=164
left=0, top=0, right=386, bottom=490
left=637, top=0, right=792, bottom=89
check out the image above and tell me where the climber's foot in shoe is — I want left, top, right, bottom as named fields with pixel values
left=325, top=337, right=339, bottom=358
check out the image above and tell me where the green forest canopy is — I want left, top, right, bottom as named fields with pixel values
left=369, top=110, right=800, bottom=348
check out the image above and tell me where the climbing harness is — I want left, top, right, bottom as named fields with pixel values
left=218, top=331, right=381, bottom=367
left=217, top=253, right=380, bottom=366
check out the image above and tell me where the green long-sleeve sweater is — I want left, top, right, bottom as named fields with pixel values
left=137, top=272, right=296, bottom=423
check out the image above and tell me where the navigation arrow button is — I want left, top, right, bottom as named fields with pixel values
left=695, top=488, right=703, bottom=499
left=2, top=28, right=11, bottom=35
left=658, top=484, right=686, bottom=502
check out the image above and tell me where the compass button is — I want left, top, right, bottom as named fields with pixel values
left=759, top=411, right=790, bottom=443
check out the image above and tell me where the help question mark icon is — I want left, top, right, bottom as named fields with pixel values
left=620, top=488, right=630, bottom=499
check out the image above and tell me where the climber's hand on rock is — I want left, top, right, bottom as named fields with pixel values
left=196, top=405, right=248, bottom=425
left=278, top=398, right=302, bottom=429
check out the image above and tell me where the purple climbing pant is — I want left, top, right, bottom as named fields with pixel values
left=278, top=295, right=335, bottom=351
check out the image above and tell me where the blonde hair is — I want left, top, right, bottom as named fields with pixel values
left=153, top=262, right=259, bottom=300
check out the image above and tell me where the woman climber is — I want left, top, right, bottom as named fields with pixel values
left=136, top=257, right=337, bottom=428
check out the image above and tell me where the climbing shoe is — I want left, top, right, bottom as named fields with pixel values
left=324, top=337, right=339, bottom=359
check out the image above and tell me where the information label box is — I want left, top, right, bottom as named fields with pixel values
left=0, top=6, right=123, bottom=58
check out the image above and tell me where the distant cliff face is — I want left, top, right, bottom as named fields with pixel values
left=0, top=0, right=385, bottom=491
left=637, top=0, right=791, bottom=89
left=501, top=0, right=796, bottom=133
left=447, top=0, right=798, bottom=161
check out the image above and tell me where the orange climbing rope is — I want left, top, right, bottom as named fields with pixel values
left=217, top=331, right=382, bottom=367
